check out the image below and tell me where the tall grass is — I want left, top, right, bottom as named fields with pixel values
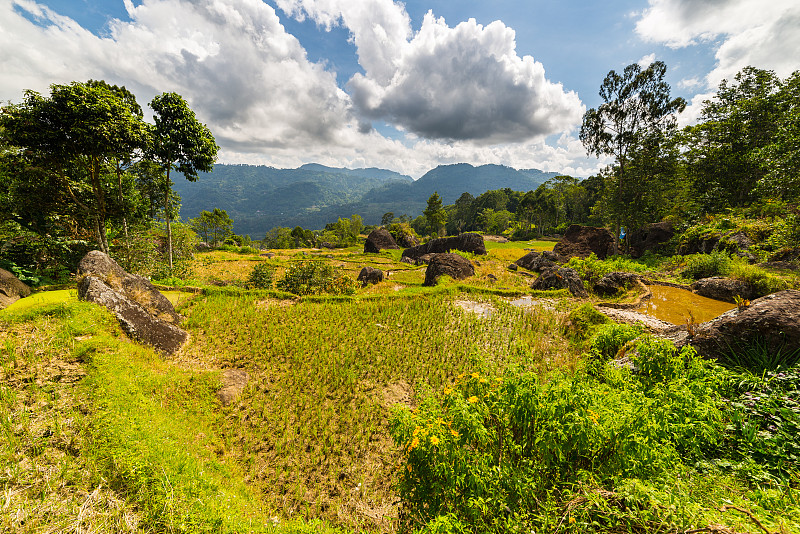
left=180, top=292, right=572, bottom=529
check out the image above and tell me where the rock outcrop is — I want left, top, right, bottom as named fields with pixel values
left=0, top=268, right=32, bottom=309
left=531, top=267, right=588, bottom=297
left=514, top=250, right=559, bottom=273
left=77, top=251, right=188, bottom=354
left=691, top=277, right=754, bottom=303
left=357, top=266, right=384, bottom=286
left=687, top=290, right=800, bottom=360
left=553, top=225, right=615, bottom=261
left=593, top=272, right=641, bottom=297
left=423, top=253, right=475, bottom=286
left=627, top=221, right=674, bottom=258
left=402, top=233, right=486, bottom=262
left=364, top=228, right=400, bottom=253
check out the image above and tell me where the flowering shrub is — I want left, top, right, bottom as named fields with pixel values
left=390, top=341, right=723, bottom=533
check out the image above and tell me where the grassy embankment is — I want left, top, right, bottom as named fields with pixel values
left=2, top=237, right=799, bottom=533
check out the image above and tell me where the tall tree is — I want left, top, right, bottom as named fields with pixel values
left=682, top=67, right=784, bottom=211
left=424, top=191, right=447, bottom=237
left=0, top=81, right=148, bottom=253
left=580, top=61, right=685, bottom=252
left=148, top=92, right=218, bottom=269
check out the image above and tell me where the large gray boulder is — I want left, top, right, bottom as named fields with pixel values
left=77, top=251, right=188, bottom=354
left=402, top=233, right=486, bottom=262
left=0, top=268, right=32, bottom=309
left=364, top=228, right=399, bottom=253
left=423, top=253, right=475, bottom=286
left=691, top=277, right=754, bottom=303
left=553, top=225, right=615, bottom=261
left=77, top=250, right=181, bottom=324
left=78, top=276, right=189, bottom=355
left=357, top=266, right=384, bottom=286
left=531, top=267, right=588, bottom=297
left=687, top=290, right=800, bottom=360
left=594, top=272, right=641, bottom=297
left=514, top=250, right=558, bottom=273
left=627, top=221, right=674, bottom=258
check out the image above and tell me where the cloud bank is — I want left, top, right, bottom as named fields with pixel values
left=277, top=0, right=584, bottom=143
left=0, top=0, right=596, bottom=177
left=636, top=0, right=800, bottom=87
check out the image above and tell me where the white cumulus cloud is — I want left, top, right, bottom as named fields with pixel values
left=636, top=0, right=800, bottom=87
left=277, top=0, right=584, bottom=143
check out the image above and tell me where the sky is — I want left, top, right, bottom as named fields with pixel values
left=1, top=0, right=799, bottom=179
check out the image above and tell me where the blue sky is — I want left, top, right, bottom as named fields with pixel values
left=2, top=0, right=798, bottom=177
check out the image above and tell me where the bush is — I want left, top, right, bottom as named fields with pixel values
left=390, top=346, right=723, bottom=533
left=564, top=303, right=609, bottom=341
left=276, top=260, right=358, bottom=296
left=680, top=251, right=732, bottom=280
left=247, top=263, right=274, bottom=289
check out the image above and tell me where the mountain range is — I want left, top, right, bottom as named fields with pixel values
left=173, top=163, right=561, bottom=237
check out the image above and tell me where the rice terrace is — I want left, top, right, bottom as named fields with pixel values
left=2, top=0, right=800, bottom=533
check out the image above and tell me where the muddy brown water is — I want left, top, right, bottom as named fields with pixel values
left=638, top=285, right=735, bottom=325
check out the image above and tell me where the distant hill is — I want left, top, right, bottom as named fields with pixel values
left=173, top=163, right=559, bottom=237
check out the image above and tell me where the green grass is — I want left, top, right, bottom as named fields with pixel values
left=4, top=240, right=800, bottom=534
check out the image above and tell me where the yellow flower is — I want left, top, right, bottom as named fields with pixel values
left=450, top=429, right=460, bottom=438
left=471, top=372, right=480, bottom=379
left=413, top=427, right=421, bottom=437
left=479, top=378, right=488, bottom=384
left=443, top=387, right=453, bottom=395
left=408, top=437, right=420, bottom=451
left=569, top=516, right=576, bottom=524
left=436, top=417, right=444, bottom=425
left=430, top=435, right=440, bottom=445
left=468, top=396, right=478, bottom=404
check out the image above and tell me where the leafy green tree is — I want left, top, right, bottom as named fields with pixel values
left=753, top=70, right=800, bottom=202
left=190, top=208, right=233, bottom=247
left=681, top=67, right=784, bottom=211
left=381, top=212, right=395, bottom=226
left=580, top=61, right=685, bottom=252
left=148, top=92, right=218, bottom=269
left=263, top=227, right=294, bottom=249
left=424, top=191, right=447, bottom=237
left=0, top=81, right=148, bottom=253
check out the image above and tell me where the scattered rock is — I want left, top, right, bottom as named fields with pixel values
left=553, top=225, right=615, bottom=261
left=686, top=290, right=800, bottom=360
left=320, top=242, right=335, bottom=249
left=402, top=233, right=486, bottom=262
left=627, top=221, right=674, bottom=258
left=482, top=235, right=509, bottom=243
left=514, top=251, right=558, bottom=273
left=507, top=263, right=518, bottom=271
left=363, top=228, right=400, bottom=253
left=78, top=250, right=181, bottom=324
left=0, top=268, right=32, bottom=309
left=423, top=253, right=475, bottom=286
left=383, top=380, right=413, bottom=407
left=78, top=276, right=189, bottom=355
left=691, top=277, right=754, bottom=303
left=400, top=256, right=414, bottom=265
left=260, top=252, right=275, bottom=258
left=196, top=242, right=212, bottom=251
left=217, top=369, right=249, bottom=406
left=594, top=272, right=641, bottom=297
left=357, top=266, right=384, bottom=286
left=77, top=251, right=188, bottom=354
left=531, top=267, right=588, bottom=297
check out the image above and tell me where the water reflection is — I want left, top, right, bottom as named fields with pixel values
left=638, top=285, right=735, bottom=324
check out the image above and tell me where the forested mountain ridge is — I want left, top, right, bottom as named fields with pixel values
left=173, top=163, right=559, bottom=236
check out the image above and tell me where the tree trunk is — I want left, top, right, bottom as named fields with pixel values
left=165, top=168, right=173, bottom=270
left=116, top=163, right=131, bottom=269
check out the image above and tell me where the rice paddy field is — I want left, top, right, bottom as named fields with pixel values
left=2, top=238, right=799, bottom=533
